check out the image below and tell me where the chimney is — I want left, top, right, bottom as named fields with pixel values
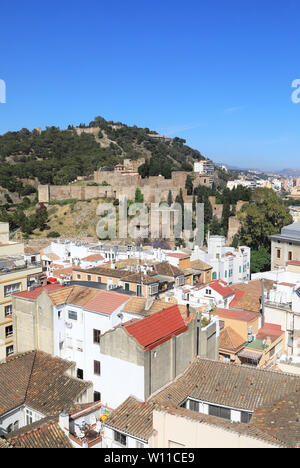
left=59, top=411, right=70, bottom=434
left=187, top=304, right=190, bottom=318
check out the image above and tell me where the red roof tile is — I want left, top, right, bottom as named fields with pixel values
left=124, top=305, right=187, bottom=350
left=209, top=280, right=235, bottom=298
left=215, top=307, right=259, bottom=323
left=166, top=253, right=190, bottom=259
left=84, top=290, right=129, bottom=315
left=256, top=323, right=284, bottom=342
left=81, top=254, right=104, bottom=261
left=13, top=284, right=63, bottom=300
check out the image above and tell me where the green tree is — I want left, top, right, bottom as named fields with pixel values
left=251, top=247, right=271, bottom=274
left=135, top=188, right=144, bottom=203
left=239, top=188, right=293, bottom=250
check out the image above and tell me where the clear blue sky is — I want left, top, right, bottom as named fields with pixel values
left=0, top=0, right=299, bottom=170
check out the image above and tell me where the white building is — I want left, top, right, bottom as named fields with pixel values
left=53, top=288, right=133, bottom=404
left=191, top=236, right=250, bottom=284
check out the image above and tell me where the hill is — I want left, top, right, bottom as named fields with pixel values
left=0, top=116, right=210, bottom=193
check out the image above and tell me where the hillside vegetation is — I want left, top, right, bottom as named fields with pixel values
left=0, top=116, right=209, bottom=191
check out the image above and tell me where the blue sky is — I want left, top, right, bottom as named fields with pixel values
left=0, top=0, right=300, bottom=170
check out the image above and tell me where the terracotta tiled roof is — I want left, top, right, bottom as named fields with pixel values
left=219, top=327, right=246, bottom=352
left=166, top=253, right=190, bottom=259
left=122, top=297, right=176, bottom=316
left=48, top=285, right=130, bottom=315
left=230, top=280, right=275, bottom=313
left=151, top=262, right=184, bottom=278
left=6, top=417, right=73, bottom=448
left=209, top=280, right=235, bottom=298
left=84, top=290, right=129, bottom=315
left=152, top=358, right=300, bottom=412
left=43, top=253, right=61, bottom=261
left=75, top=267, right=128, bottom=278
left=124, top=305, right=188, bottom=350
left=0, top=351, right=91, bottom=417
left=215, top=308, right=259, bottom=323
left=251, top=390, right=300, bottom=448
left=48, top=286, right=75, bottom=306
left=190, top=260, right=213, bottom=271
left=104, top=396, right=156, bottom=442
left=104, top=396, right=283, bottom=447
left=81, top=254, right=104, bottom=261
left=256, top=323, right=284, bottom=343
left=51, top=267, right=74, bottom=278
left=13, top=284, right=63, bottom=300
left=0, top=438, right=12, bottom=448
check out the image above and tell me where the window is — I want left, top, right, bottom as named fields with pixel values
left=87, top=275, right=92, bottom=281
left=4, top=305, right=12, bottom=317
left=94, top=360, right=101, bottom=376
left=212, top=272, right=217, bottom=280
left=4, top=283, right=21, bottom=297
left=114, top=431, right=127, bottom=446
left=68, top=310, right=77, bottom=321
left=189, top=400, right=200, bottom=412
left=277, top=249, right=281, bottom=259
left=77, top=368, right=84, bottom=380
left=209, top=405, right=231, bottom=420
left=93, top=329, right=101, bottom=344
left=137, top=285, right=142, bottom=297
left=7, top=424, right=13, bottom=433
left=94, top=391, right=101, bottom=402
left=6, top=346, right=13, bottom=357
left=98, top=276, right=102, bottom=283
left=288, top=251, right=293, bottom=261
left=241, top=412, right=252, bottom=424
left=124, top=283, right=130, bottom=291
left=26, top=409, right=33, bottom=425
left=5, top=325, right=13, bottom=338
left=77, top=274, right=81, bottom=280
left=13, top=421, right=19, bottom=431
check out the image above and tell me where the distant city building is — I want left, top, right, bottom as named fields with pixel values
left=193, top=160, right=214, bottom=186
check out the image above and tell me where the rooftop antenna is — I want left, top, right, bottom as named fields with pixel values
left=261, top=278, right=265, bottom=328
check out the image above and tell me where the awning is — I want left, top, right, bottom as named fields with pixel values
left=238, top=349, right=262, bottom=361
left=48, top=277, right=58, bottom=283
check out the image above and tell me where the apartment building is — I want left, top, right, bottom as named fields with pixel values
left=193, top=160, right=214, bottom=186
left=98, top=306, right=219, bottom=408
left=103, top=358, right=300, bottom=448
left=191, top=236, right=251, bottom=284
left=0, top=223, right=42, bottom=361
left=270, top=221, right=300, bottom=270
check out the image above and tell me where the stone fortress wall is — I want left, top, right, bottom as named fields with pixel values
left=38, top=157, right=211, bottom=205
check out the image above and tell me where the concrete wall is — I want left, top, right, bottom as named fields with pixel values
left=0, top=223, right=9, bottom=243
left=13, top=291, right=54, bottom=355
left=150, top=410, right=279, bottom=448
